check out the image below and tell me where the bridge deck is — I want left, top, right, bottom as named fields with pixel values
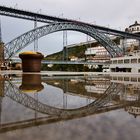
left=0, top=5, right=140, bottom=39
left=12, top=59, right=110, bottom=65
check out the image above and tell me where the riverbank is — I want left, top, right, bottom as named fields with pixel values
left=0, top=70, right=109, bottom=76
left=1, top=70, right=140, bottom=77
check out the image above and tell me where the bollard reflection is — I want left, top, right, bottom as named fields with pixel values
left=19, top=74, right=44, bottom=93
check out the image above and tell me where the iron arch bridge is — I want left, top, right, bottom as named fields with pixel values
left=5, top=80, right=122, bottom=116
left=4, top=22, right=123, bottom=59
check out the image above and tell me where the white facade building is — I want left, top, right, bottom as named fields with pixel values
left=110, top=21, right=140, bottom=73
left=85, top=46, right=109, bottom=57
left=126, top=21, right=140, bottom=34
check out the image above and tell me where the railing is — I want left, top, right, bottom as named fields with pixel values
left=11, top=59, right=110, bottom=65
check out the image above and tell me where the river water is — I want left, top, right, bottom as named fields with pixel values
left=0, top=73, right=140, bottom=140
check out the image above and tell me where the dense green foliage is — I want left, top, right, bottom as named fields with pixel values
left=45, top=44, right=88, bottom=60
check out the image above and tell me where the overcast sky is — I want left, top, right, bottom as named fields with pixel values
left=0, top=0, right=140, bottom=55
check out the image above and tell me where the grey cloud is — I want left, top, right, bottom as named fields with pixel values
left=0, top=0, right=140, bottom=55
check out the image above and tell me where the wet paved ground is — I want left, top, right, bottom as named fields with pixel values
left=0, top=73, right=140, bottom=140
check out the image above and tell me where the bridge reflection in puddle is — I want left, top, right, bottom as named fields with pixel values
left=0, top=74, right=140, bottom=139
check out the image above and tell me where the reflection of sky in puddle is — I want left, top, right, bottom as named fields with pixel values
left=15, top=81, right=95, bottom=110
left=2, top=74, right=98, bottom=124
left=36, top=83, right=94, bottom=109
left=1, top=74, right=140, bottom=139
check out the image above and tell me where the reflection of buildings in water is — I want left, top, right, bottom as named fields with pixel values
left=85, top=81, right=109, bottom=94
left=0, top=75, right=5, bottom=97
left=111, top=75, right=140, bottom=101
left=44, top=77, right=111, bottom=98
left=124, top=92, right=140, bottom=118
left=44, top=77, right=122, bottom=110
left=111, top=74, right=140, bottom=118
left=126, top=85, right=140, bottom=95
left=0, top=74, right=11, bottom=97
left=1, top=74, right=140, bottom=133
left=70, top=79, right=79, bottom=83
left=85, top=80, right=110, bottom=94
left=111, top=77, right=140, bottom=118
left=19, top=74, right=44, bottom=93
left=1, top=76, right=140, bottom=133
left=120, top=84, right=140, bottom=102
left=85, top=84, right=107, bottom=94
left=110, top=75, right=140, bottom=85
left=0, top=82, right=125, bottom=133
left=125, top=105, right=140, bottom=118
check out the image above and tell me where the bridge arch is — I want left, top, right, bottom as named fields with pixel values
left=5, top=22, right=123, bottom=59
left=6, top=81, right=121, bottom=116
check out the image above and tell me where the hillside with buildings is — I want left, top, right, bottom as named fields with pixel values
left=45, top=37, right=120, bottom=61
left=5, top=21, right=140, bottom=72
left=43, top=36, right=121, bottom=71
left=45, top=44, right=90, bottom=61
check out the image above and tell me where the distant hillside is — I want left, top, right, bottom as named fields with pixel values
left=45, top=51, right=63, bottom=60
left=45, top=44, right=88, bottom=60
left=45, top=37, right=120, bottom=60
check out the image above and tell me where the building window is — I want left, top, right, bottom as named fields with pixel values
left=118, top=77, right=123, bottom=81
left=131, top=77, right=137, bottom=82
left=111, top=68, right=116, bottom=72
left=113, top=60, right=117, bottom=64
left=118, top=60, right=123, bottom=64
left=113, top=76, right=117, bottom=80
left=124, top=59, right=129, bottom=63
left=137, top=27, right=139, bottom=31
left=131, top=59, right=137, bottom=63
left=124, top=77, right=129, bottom=81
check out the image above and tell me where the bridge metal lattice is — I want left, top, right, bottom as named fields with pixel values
left=5, top=80, right=123, bottom=116
left=5, top=22, right=123, bottom=59
left=1, top=5, right=140, bottom=40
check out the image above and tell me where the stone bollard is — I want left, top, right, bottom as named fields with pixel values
left=19, top=51, right=44, bottom=72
